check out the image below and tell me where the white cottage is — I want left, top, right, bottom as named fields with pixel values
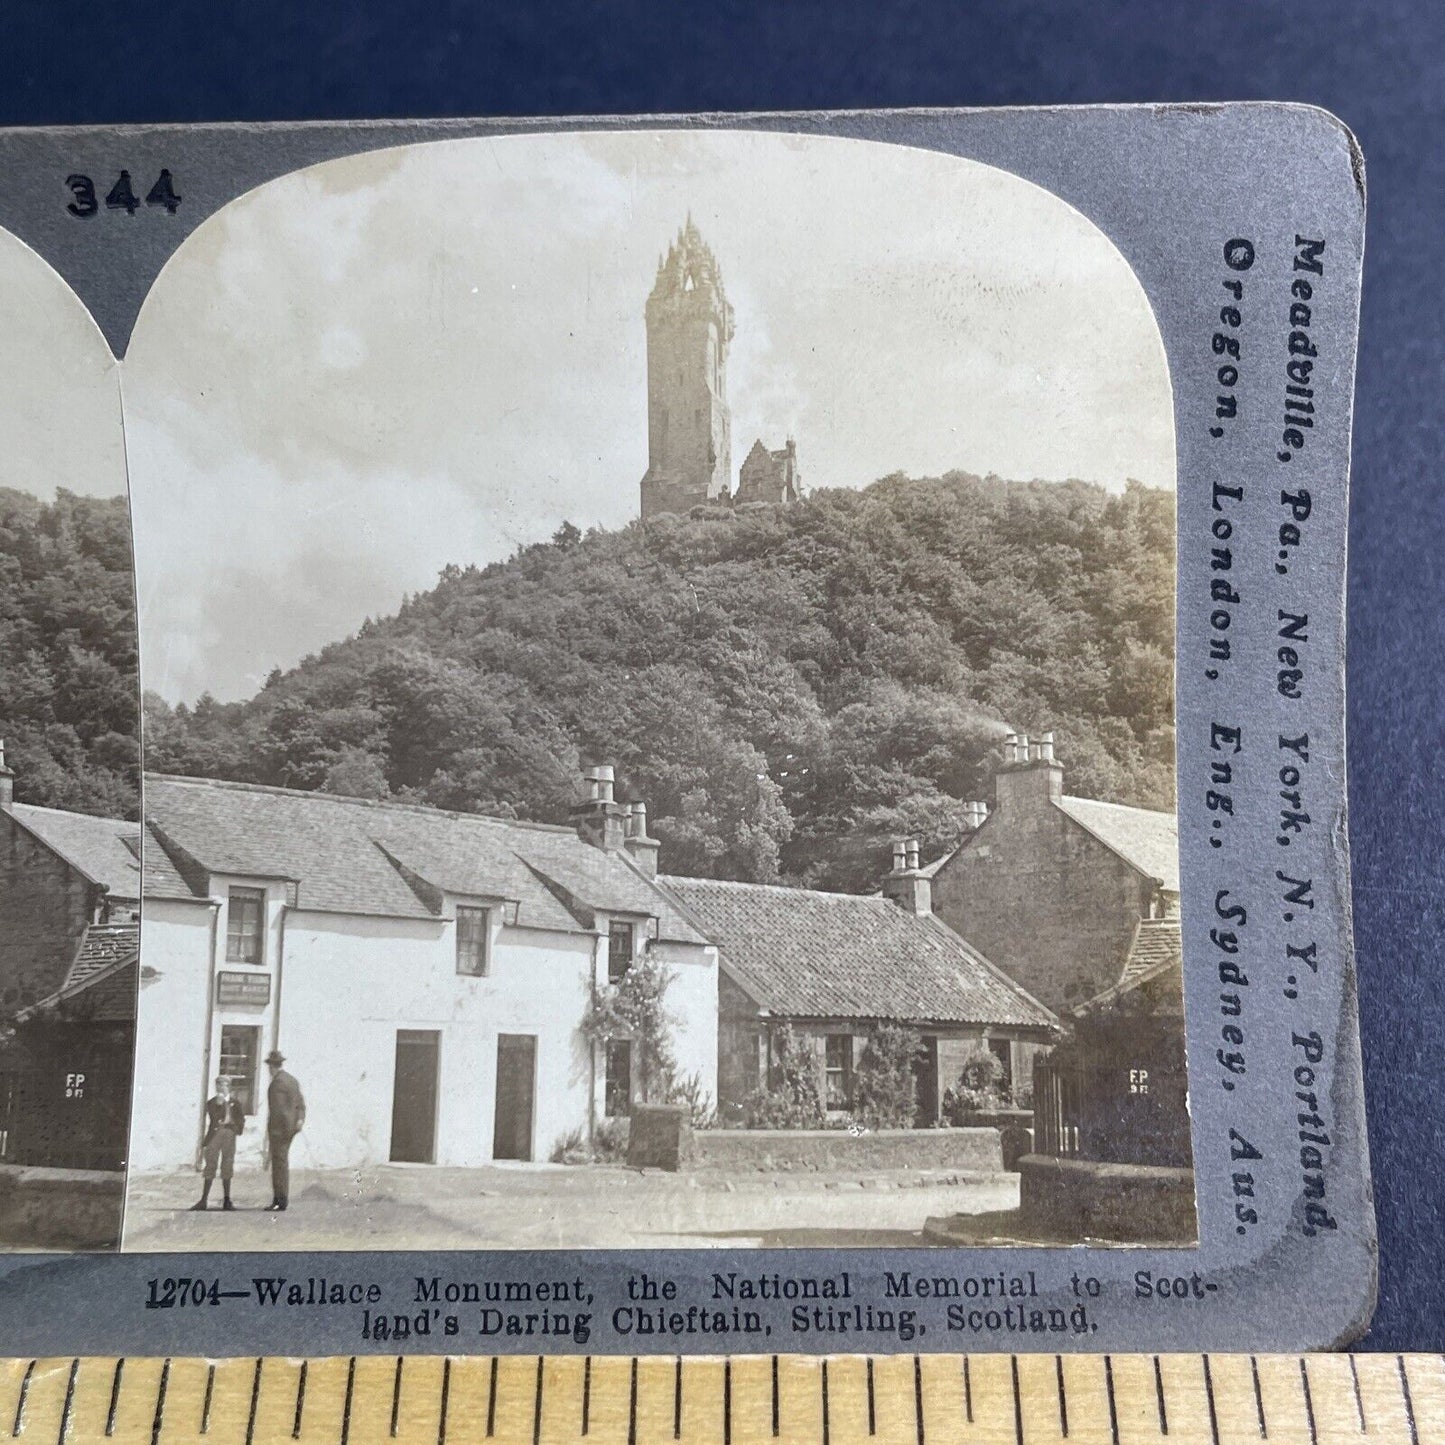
left=132, top=769, right=717, bottom=1174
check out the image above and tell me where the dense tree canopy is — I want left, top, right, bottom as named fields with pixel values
left=0, top=489, right=139, bottom=820
left=146, top=472, right=1175, bottom=891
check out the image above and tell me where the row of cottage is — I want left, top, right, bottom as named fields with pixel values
left=0, top=734, right=1184, bottom=1175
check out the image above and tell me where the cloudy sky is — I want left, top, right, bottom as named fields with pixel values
left=0, top=228, right=126, bottom=502
left=123, top=129, right=1174, bottom=704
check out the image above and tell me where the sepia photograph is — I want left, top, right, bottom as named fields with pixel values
left=118, top=129, right=1189, bottom=1251
left=0, top=228, right=139, bottom=1249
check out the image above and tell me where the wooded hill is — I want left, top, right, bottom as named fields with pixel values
left=0, top=488, right=140, bottom=820
left=144, top=473, right=1175, bottom=893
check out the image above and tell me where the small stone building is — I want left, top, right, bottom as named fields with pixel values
left=735, top=439, right=802, bottom=506
left=0, top=749, right=138, bottom=1236
left=0, top=746, right=141, bottom=1015
left=661, top=842, right=1058, bottom=1124
left=929, top=732, right=1178, bottom=1012
left=6, top=923, right=138, bottom=1173
left=1037, top=917, right=1190, bottom=1168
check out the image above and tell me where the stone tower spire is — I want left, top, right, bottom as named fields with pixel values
left=639, top=219, right=735, bottom=519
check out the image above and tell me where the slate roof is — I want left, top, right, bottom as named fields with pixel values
left=142, top=774, right=707, bottom=943
left=17, top=922, right=138, bottom=1024
left=658, top=875, right=1057, bottom=1029
left=1075, top=918, right=1183, bottom=1015
left=6, top=803, right=142, bottom=899
left=1053, top=796, right=1179, bottom=892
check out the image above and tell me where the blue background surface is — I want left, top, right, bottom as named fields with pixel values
left=3, top=0, right=1440, bottom=1349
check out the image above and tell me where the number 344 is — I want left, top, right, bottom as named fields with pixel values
left=66, top=169, right=180, bottom=218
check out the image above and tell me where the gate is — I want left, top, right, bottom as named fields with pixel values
left=1031, top=1056, right=1080, bottom=1157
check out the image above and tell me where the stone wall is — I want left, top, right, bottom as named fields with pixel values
left=0, top=1164, right=124, bottom=1249
left=1017, top=1153, right=1197, bottom=1244
left=0, top=813, right=94, bottom=1011
left=695, top=1127, right=1003, bottom=1174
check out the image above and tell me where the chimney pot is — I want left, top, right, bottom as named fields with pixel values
left=883, top=836, right=931, bottom=916
left=621, top=797, right=660, bottom=877
left=1040, top=731, right=1055, bottom=762
left=1016, top=732, right=1029, bottom=765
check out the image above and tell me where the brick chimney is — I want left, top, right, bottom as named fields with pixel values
left=570, top=764, right=629, bottom=851
left=882, top=836, right=932, bottom=916
left=993, top=729, right=1063, bottom=816
left=622, top=800, right=661, bottom=878
left=0, top=739, right=13, bottom=811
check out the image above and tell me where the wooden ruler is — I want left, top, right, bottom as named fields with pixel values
left=0, top=1353, right=1439, bottom=1444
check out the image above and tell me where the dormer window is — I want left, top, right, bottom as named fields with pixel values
left=456, top=905, right=490, bottom=977
left=608, top=921, right=635, bottom=984
left=226, top=887, right=265, bottom=965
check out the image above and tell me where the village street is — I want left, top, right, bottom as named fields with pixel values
left=120, top=1164, right=1019, bottom=1251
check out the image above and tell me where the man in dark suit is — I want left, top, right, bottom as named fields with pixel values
left=264, top=1050, right=306, bottom=1211
left=190, top=1074, right=244, bottom=1212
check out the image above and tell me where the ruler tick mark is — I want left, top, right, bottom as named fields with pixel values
left=1055, top=1356, right=1068, bottom=1438
left=1203, top=1356, right=1221, bottom=1445
left=150, top=1361, right=170, bottom=1445
left=821, top=1359, right=830, bottom=1445
left=581, top=1358, right=591, bottom=1437
left=770, top=1355, right=779, bottom=1437
left=1250, top=1355, right=1267, bottom=1438
left=244, top=1359, right=262, bottom=1445
left=13, top=1359, right=34, bottom=1437
left=628, top=1358, right=638, bottom=1445
left=914, top=1355, right=925, bottom=1445
left=341, top=1358, right=356, bottom=1445
left=390, top=1357, right=403, bottom=1439
left=292, top=1361, right=307, bottom=1440
left=1300, top=1359, right=1318, bottom=1445
left=724, top=1358, right=732, bottom=1445
left=532, top=1356, right=543, bottom=1445
left=866, top=1358, right=876, bottom=1435
left=1011, top=1355, right=1024, bottom=1445
left=487, top=1357, right=498, bottom=1439
left=1398, top=1356, right=1419, bottom=1445
left=674, top=1356, right=682, bottom=1440
left=1348, top=1353, right=1366, bottom=1434
left=438, top=1359, right=451, bottom=1445
left=1153, top=1355, right=1168, bottom=1436
left=108, top=1360, right=126, bottom=1439
left=962, top=1357, right=973, bottom=1426
left=1104, top=1356, right=1119, bottom=1445
left=57, top=1359, right=77, bottom=1445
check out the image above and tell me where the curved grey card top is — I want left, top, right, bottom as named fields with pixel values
left=0, top=104, right=1370, bottom=1355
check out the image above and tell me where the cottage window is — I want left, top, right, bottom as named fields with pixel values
left=456, top=906, right=490, bottom=977
left=226, top=887, right=265, bottom=965
left=608, top=921, right=635, bottom=983
left=219, top=1024, right=261, bottom=1116
left=824, top=1034, right=853, bottom=1110
left=605, top=1040, right=632, bottom=1118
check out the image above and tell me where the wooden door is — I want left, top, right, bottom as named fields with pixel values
left=913, top=1035, right=940, bottom=1125
left=389, top=1030, right=440, bottom=1163
left=492, top=1034, right=536, bottom=1161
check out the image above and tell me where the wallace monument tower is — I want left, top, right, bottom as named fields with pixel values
left=640, top=220, right=801, bottom=520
